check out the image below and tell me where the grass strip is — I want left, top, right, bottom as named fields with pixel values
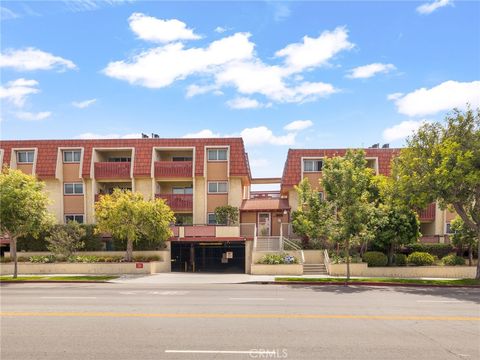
left=275, top=277, right=480, bottom=286
left=0, top=275, right=118, bottom=282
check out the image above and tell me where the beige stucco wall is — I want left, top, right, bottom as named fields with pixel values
left=207, top=194, right=228, bottom=212
left=43, top=179, right=63, bottom=223
left=157, top=181, right=193, bottom=194
left=63, top=163, right=81, bottom=181
left=245, top=240, right=253, bottom=274
left=251, top=264, right=303, bottom=275
left=288, top=189, right=298, bottom=211
left=63, top=195, right=84, bottom=214
left=84, top=179, right=95, bottom=224
left=303, top=250, right=324, bottom=264
left=327, top=263, right=477, bottom=279
left=215, top=226, right=240, bottom=237
left=228, top=177, right=243, bottom=209
left=194, top=177, right=205, bottom=224
left=135, top=177, right=153, bottom=200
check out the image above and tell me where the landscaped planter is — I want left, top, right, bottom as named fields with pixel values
left=0, top=261, right=168, bottom=275
left=251, top=264, right=303, bottom=275
left=327, top=263, right=476, bottom=279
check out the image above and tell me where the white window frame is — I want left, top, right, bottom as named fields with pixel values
left=207, top=213, right=217, bottom=225
left=303, top=159, right=323, bottom=172
left=207, top=148, right=228, bottom=161
left=63, top=150, right=81, bottom=163
left=17, top=150, right=35, bottom=164
left=208, top=181, right=228, bottom=194
left=65, top=214, right=84, bottom=224
left=64, top=182, right=84, bottom=195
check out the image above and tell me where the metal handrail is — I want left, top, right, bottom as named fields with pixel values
left=323, top=249, right=330, bottom=275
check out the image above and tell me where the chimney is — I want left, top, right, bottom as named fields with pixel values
left=382, top=143, right=390, bottom=149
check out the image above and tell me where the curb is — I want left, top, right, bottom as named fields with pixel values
left=0, top=280, right=113, bottom=284
left=247, top=281, right=480, bottom=288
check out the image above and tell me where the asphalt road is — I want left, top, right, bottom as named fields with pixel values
left=1, top=282, right=479, bottom=360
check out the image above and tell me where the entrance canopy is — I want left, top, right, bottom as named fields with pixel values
left=240, top=198, right=290, bottom=212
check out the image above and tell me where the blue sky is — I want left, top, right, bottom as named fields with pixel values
left=1, top=0, right=479, bottom=179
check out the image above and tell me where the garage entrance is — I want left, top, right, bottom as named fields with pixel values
left=171, top=241, right=245, bottom=273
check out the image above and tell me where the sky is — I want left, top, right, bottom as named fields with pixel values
left=1, top=0, right=479, bottom=180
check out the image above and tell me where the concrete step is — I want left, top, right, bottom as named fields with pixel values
left=303, top=263, right=328, bottom=275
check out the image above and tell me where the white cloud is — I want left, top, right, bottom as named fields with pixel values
left=128, top=13, right=201, bottom=43
left=0, top=47, right=76, bottom=71
left=182, top=129, right=220, bottom=138
left=15, top=111, right=51, bottom=121
left=275, top=27, right=354, bottom=73
left=240, top=126, right=296, bottom=146
left=273, top=3, right=291, bottom=22
left=347, top=63, right=396, bottom=79
left=387, top=92, right=403, bottom=101
left=76, top=132, right=141, bottom=139
left=185, top=84, right=220, bottom=98
left=392, top=80, right=480, bottom=117
left=382, top=120, right=428, bottom=142
left=226, top=97, right=270, bottom=109
left=72, top=98, right=97, bottom=108
left=214, top=26, right=228, bottom=33
left=284, top=120, right=313, bottom=131
left=0, top=6, right=19, bottom=20
left=104, top=32, right=255, bottom=88
left=0, top=78, right=40, bottom=107
left=416, top=0, right=453, bottom=15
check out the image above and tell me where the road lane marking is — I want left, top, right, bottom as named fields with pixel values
left=41, top=297, right=97, bottom=299
left=1, top=312, right=479, bottom=321
left=165, top=350, right=276, bottom=355
left=229, top=298, right=284, bottom=301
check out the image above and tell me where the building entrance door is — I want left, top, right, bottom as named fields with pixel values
left=258, top=212, right=271, bottom=236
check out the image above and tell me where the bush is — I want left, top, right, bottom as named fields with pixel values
left=394, top=253, right=407, bottom=266
left=29, top=255, right=56, bottom=263
left=112, top=236, right=166, bottom=251
left=407, top=252, right=435, bottom=266
left=362, top=251, right=388, bottom=267
left=133, top=255, right=161, bottom=262
left=442, top=254, right=465, bottom=266
left=258, top=253, right=298, bottom=265
left=46, top=223, right=85, bottom=258
left=67, top=255, right=100, bottom=263
left=402, top=244, right=454, bottom=258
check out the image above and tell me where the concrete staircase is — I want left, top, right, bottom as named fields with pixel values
left=303, top=263, right=328, bottom=275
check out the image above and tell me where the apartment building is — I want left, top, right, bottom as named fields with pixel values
left=280, top=148, right=455, bottom=243
left=0, top=139, right=455, bottom=273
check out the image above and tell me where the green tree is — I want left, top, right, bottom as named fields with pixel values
left=393, top=107, right=480, bottom=278
left=321, top=149, right=375, bottom=280
left=0, top=168, right=54, bottom=278
left=46, top=222, right=86, bottom=258
left=214, top=205, right=239, bottom=225
left=94, top=189, right=175, bottom=261
left=451, top=216, right=477, bottom=266
left=291, top=178, right=332, bottom=246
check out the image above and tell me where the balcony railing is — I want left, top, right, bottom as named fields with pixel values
left=154, top=161, right=193, bottom=178
left=156, top=194, right=193, bottom=211
left=94, top=162, right=131, bottom=179
left=418, top=203, right=436, bottom=222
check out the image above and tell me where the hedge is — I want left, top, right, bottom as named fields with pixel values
left=402, top=243, right=454, bottom=258
left=441, top=254, right=465, bottom=266
left=362, top=251, right=388, bottom=267
left=407, top=252, right=435, bottom=266
left=394, top=253, right=407, bottom=266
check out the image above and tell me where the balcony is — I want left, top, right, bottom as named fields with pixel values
left=418, top=203, right=436, bottom=222
left=94, top=162, right=131, bottom=180
left=154, top=161, right=193, bottom=178
left=156, top=194, right=193, bottom=211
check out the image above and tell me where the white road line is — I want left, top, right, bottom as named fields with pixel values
left=165, top=350, right=276, bottom=354
left=229, top=298, right=284, bottom=301
left=41, top=297, right=97, bottom=299
left=416, top=300, right=463, bottom=303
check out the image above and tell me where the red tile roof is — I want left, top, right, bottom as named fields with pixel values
left=240, top=198, right=290, bottom=211
left=0, top=138, right=251, bottom=180
left=281, top=148, right=401, bottom=190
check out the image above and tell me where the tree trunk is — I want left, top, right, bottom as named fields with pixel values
left=468, top=244, right=473, bottom=266
left=125, top=239, right=133, bottom=262
left=11, top=235, right=18, bottom=279
left=345, top=238, right=350, bottom=284
left=388, top=243, right=395, bottom=266
left=476, top=232, right=480, bottom=280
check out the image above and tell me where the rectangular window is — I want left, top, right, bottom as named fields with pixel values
left=172, top=156, right=193, bottom=161
left=172, top=187, right=193, bottom=195
left=207, top=213, right=216, bottom=225
left=17, top=151, right=34, bottom=163
left=108, top=157, right=131, bottom=162
left=208, top=181, right=228, bottom=193
left=304, top=159, right=323, bottom=172
left=446, top=223, right=453, bottom=234
left=64, top=182, right=84, bottom=195
left=65, top=215, right=84, bottom=224
left=318, top=191, right=324, bottom=201
left=207, top=149, right=227, bottom=161
left=63, top=150, right=81, bottom=163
